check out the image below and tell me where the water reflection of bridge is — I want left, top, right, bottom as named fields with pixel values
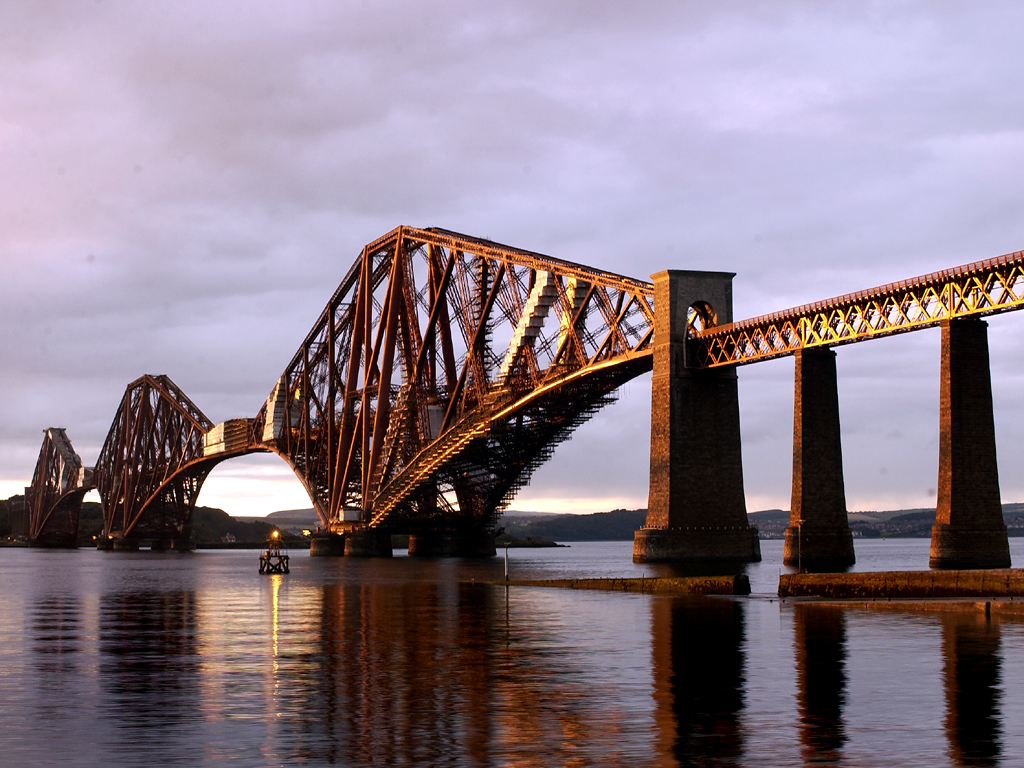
left=20, top=228, right=1024, bottom=568
left=15, top=556, right=1012, bottom=764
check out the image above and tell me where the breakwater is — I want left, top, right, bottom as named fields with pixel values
left=500, top=574, right=750, bottom=595
left=779, top=568, right=1024, bottom=598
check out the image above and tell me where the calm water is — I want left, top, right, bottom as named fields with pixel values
left=3, top=539, right=1024, bottom=767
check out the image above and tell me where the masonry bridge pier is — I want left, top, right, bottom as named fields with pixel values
left=20, top=226, right=1024, bottom=571
left=660, top=251, right=1024, bottom=570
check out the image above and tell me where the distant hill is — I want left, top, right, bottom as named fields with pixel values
left=750, top=504, right=1024, bottom=539
left=67, top=503, right=284, bottom=547
left=500, top=509, right=647, bottom=541
left=264, top=508, right=320, bottom=525
left=192, top=507, right=286, bottom=546
left=746, top=509, right=788, bottom=523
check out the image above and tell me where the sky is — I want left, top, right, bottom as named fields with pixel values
left=3, top=1, right=1024, bottom=517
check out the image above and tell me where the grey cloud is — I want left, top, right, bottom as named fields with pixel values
left=4, top=1, right=1024, bottom=513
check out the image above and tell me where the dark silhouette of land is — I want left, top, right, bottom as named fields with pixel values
left=4, top=497, right=1024, bottom=546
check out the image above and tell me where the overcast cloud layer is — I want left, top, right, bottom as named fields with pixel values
left=3, top=1, right=1024, bottom=516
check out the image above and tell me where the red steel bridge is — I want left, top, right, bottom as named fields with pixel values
left=20, top=227, right=1024, bottom=565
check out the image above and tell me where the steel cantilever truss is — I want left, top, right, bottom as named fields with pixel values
left=696, top=249, right=1024, bottom=367
left=254, top=226, right=655, bottom=533
left=26, top=428, right=95, bottom=547
left=95, top=375, right=214, bottom=541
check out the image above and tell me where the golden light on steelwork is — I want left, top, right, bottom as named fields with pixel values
left=253, top=225, right=657, bottom=534
left=695, top=248, right=1024, bottom=367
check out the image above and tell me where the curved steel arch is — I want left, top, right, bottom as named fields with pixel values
left=95, top=375, right=216, bottom=542
left=253, top=226, right=655, bottom=533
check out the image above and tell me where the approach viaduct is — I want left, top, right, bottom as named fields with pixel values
left=19, top=227, right=1024, bottom=569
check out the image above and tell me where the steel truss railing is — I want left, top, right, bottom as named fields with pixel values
left=695, top=249, right=1024, bottom=367
left=254, top=226, right=655, bottom=531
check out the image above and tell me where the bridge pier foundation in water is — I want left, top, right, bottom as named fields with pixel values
left=930, top=318, right=1010, bottom=569
left=634, top=270, right=760, bottom=564
left=310, top=529, right=393, bottom=557
left=783, top=347, right=855, bottom=570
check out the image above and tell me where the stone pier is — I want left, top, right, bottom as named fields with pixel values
left=783, top=347, right=855, bottom=569
left=930, top=318, right=1009, bottom=569
left=310, top=528, right=393, bottom=557
left=633, top=270, right=760, bottom=564
left=343, top=528, right=393, bottom=557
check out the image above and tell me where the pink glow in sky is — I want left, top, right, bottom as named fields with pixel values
left=4, top=1, right=1024, bottom=516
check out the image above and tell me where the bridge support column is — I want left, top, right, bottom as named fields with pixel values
left=634, top=270, right=760, bottom=564
left=783, top=348, right=855, bottom=570
left=930, top=318, right=1009, bottom=569
left=343, top=528, right=393, bottom=558
left=309, top=531, right=346, bottom=556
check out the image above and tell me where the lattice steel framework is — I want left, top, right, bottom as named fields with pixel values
left=25, top=428, right=94, bottom=547
left=95, top=375, right=214, bottom=540
left=254, top=226, right=655, bottom=532
left=695, top=249, right=1024, bottom=367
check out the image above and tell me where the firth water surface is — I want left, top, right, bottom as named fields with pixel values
left=3, top=539, right=1024, bottom=767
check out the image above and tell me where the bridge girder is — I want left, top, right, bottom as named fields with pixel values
left=696, top=248, right=1024, bottom=367
left=95, top=375, right=214, bottom=541
left=254, top=226, right=655, bottom=532
left=26, top=428, right=94, bottom=547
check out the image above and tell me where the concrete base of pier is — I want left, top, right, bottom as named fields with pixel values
left=343, top=529, right=393, bottom=558
left=929, top=525, right=1010, bottom=570
left=783, top=526, right=855, bottom=572
left=310, top=529, right=393, bottom=557
left=633, top=527, right=761, bottom=564
left=111, top=537, right=139, bottom=552
left=150, top=537, right=194, bottom=552
left=309, top=532, right=346, bottom=556
left=408, top=531, right=496, bottom=558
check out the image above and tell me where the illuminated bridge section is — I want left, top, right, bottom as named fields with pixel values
left=694, top=249, right=1024, bottom=368
left=253, top=226, right=656, bottom=534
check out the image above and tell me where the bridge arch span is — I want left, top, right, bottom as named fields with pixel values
left=253, top=226, right=656, bottom=536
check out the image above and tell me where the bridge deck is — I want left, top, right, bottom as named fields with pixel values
left=696, top=248, right=1024, bottom=366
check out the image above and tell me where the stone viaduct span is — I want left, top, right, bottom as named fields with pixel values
left=20, top=226, right=1024, bottom=569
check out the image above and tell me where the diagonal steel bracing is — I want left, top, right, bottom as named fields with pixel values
left=253, top=226, right=656, bottom=532
left=696, top=249, right=1024, bottom=367
left=24, top=228, right=1024, bottom=549
left=95, top=375, right=215, bottom=541
left=25, top=428, right=95, bottom=547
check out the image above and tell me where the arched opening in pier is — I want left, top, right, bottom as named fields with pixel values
left=687, top=302, right=717, bottom=338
